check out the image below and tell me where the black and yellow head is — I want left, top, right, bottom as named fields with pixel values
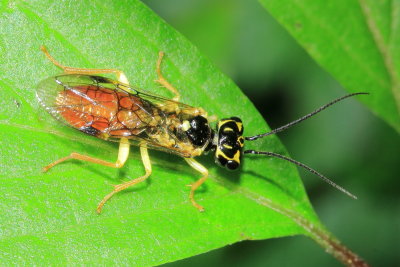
left=215, top=117, right=244, bottom=170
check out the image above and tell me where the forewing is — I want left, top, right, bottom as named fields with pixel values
left=36, top=74, right=194, bottom=157
left=37, top=75, right=120, bottom=134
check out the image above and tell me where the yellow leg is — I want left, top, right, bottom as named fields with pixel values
left=184, top=158, right=209, bottom=212
left=155, top=51, right=180, bottom=101
left=43, top=138, right=130, bottom=172
left=40, top=45, right=129, bottom=84
left=96, top=143, right=152, bottom=214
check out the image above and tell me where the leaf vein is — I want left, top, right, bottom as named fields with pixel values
left=358, top=0, right=400, bottom=115
left=292, top=0, right=388, bottom=89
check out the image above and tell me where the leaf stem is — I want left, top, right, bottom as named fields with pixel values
left=212, top=176, right=369, bottom=266
left=291, top=212, right=370, bottom=267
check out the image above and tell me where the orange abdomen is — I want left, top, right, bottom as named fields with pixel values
left=56, top=85, right=153, bottom=138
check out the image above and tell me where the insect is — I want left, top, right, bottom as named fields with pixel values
left=37, top=46, right=367, bottom=213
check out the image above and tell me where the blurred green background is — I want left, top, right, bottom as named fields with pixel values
left=143, top=0, right=400, bottom=266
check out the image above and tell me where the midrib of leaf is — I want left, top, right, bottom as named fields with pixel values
left=211, top=175, right=368, bottom=266
left=357, top=0, right=400, bottom=115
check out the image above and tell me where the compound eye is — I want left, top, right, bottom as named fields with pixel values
left=226, top=160, right=239, bottom=170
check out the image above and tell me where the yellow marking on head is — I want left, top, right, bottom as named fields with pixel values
left=232, top=150, right=241, bottom=163
left=238, top=136, right=244, bottom=147
left=223, top=127, right=233, bottom=132
left=223, top=144, right=233, bottom=149
left=218, top=120, right=225, bottom=130
left=236, top=122, right=243, bottom=133
left=218, top=119, right=242, bottom=132
left=215, top=148, right=225, bottom=160
left=216, top=147, right=241, bottom=164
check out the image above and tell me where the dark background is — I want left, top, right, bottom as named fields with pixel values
left=143, top=0, right=400, bottom=266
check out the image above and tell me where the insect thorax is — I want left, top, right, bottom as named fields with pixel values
left=145, top=106, right=215, bottom=158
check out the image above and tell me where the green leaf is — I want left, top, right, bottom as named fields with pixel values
left=0, top=0, right=363, bottom=266
left=259, top=0, right=400, bottom=132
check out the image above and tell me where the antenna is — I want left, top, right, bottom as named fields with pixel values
left=244, top=150, right=357, bottom=199
left=243, top=92, right=368, bottom=198
left=245, top=92, right=368, bottom=141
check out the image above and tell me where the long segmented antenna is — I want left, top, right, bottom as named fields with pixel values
left=244, top=150, right=357, bottom=199
left=245, top=92, right=368, bottom=141
left=243, top=92, right=369, bottom=199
